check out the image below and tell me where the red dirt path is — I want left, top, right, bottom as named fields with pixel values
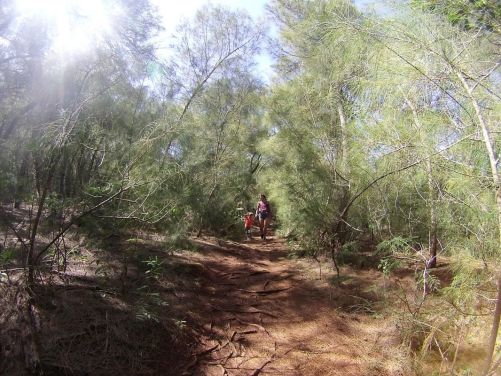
left=173, top=233, right=411, bottom=376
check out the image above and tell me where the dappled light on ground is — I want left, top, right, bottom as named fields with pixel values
left=175, top=234, right=410, bottom=375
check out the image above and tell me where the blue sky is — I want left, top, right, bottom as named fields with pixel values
left=150, top=0, right=381, bottom=80
left=151, top=0, right=381, bottom=29
left=151, top=0, right=269, bottom=33
left=151, top=0, right=271, bottom=78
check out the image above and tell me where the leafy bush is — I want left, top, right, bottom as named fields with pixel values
left=376, top=236, right=415, bottom=256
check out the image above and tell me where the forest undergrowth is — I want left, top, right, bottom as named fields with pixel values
left=0, top=205, right=491, bottom=375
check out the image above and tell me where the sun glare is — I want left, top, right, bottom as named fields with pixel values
left=14, top=0, right=116, bottom=56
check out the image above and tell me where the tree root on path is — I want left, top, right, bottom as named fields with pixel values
left=228, top=270, right=269, bottom=279
left=236, top=287, right=291, bottom=295
left=250, top=358, right=273, bottom=376
left=250, top=347, right=296, bottom=376
left=210, top=304, right=278, bottom=319
left=182, top=343, right=219, bottom=375
left=230, top=317, right=271, bottom=336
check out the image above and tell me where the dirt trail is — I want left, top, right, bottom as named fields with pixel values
left=175, top=234, right=410, bottom=376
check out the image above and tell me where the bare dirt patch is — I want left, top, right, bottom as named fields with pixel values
left=173, top=234, right=412, bottom=376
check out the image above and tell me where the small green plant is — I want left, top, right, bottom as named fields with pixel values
left=0, top=247, right=15, bottom=266
left=135, top=305, right=159, bottom=322
left=378, top=257, right=400, bottom=277
left=338, top=240, right=360, bottom=265
left=143, top=256, right=165, bottom=280
left=417, top=271, right=441, bottom=293
left=134, top=288, right=168, bottom=323
left=376, top=236, right=414, bottom=256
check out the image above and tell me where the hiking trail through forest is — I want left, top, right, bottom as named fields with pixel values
left=0, top=213, right=413, bottom=376
left=176, top=232, right=409, bottom=376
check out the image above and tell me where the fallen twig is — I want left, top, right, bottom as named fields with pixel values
left=230, top=308, right=277, bottom=318
left=209, top=303, right=277, bottom=318
left=250, top=346, right=296, bottom=375
left=236, top=287, right=291, bottom=295
left=231, top=317, right=271, bottom=336
left=182, top=343, right=220, bottom=375
left=238, top=329, right=258, bottom=335
left=250, top=358, right=274, bottom=376
left=276, top=273, right=294, bottom=281
left=248, top=270, right=270, bottom=277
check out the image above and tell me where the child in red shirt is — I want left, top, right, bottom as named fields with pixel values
left=243, top=212, right=254, bottom=240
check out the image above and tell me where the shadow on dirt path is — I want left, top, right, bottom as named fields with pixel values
left=173, top=233, right=410, bottom=376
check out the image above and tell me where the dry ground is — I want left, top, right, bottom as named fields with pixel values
left=1, top=225, right=415, bottom=375
left=171, top=233, right=412, bottom=376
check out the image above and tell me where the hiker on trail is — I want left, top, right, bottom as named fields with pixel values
left=243, top=212, right=254, bottom=240
left=255, top=194, right=271, bottom=240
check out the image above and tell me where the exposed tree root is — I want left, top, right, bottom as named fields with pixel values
left=236, top=287, right=291, bottom=295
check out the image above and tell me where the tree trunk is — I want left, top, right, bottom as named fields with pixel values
left=482, top=275, right=501, bottom=376
left=14, top=156, right=29, bottom=209
left=337, top=101, right=349, bottom=176
left=27, top=151, right=60, bottom=287
left=426, top=158, right=438, bottom=268
left=336, top=100, right=351, bottom=233
left=456, top=71, right=501, bottom=375
left=405, top=95, right=439, bottom=268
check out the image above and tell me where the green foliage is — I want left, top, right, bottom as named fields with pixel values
left=412, top=0, right=501, bottom=32
left=143, top=256, right=165, bottom=280
left=376, top=236, right=414, bottom=256
left=378, top=257, right=400, bottom=277
left=0, top=0, right=500, bottom=371
left=0, top=247, right=15, bottom=267
left=163, top=233, right=194, bottom=253
left=418, top=270, right=441, bottom=292
left=134, top=289, right=168, bottom=323
left=337, top=240, right=363, bottom=266
left=443, top=249, right=489, bottom=307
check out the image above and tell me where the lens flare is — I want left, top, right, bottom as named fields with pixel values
left=14, top=0, right=116, bottom=56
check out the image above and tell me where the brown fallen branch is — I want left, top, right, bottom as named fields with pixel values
left=226, top=366, right=297, bottom=372
left=222, top=351, right=234, bottom=366
left=209, top=303, right=277, bottom=318
left=220, top=271, right=245, bottom=277
left=248, top=271, right=270, bottom=277
left=231, top=317, right=271, bottom=336
left=220, top=331, right=237, bottom=353
left=221, top=329, right=258, bottom=351
left=276, top=273, right=295, bottom=281
left=251, top=357, right=274, bottom=376
left=182, top=343, right=220, bottom=375
left=217, top=307, right=278, bottom=319
left=238, top=329, right=258, bottom=335
left=206, top=351, right=234, bottom=365
left=251, top=346, right=296, bottom=375
left=0, top=267, right=26, bottom=273
left=236, top=287, right=291, bottom=295
left=226, top=270, right=269, bottom=279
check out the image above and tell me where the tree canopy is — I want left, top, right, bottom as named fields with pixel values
left=0, top=0, right=500, bottom=374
